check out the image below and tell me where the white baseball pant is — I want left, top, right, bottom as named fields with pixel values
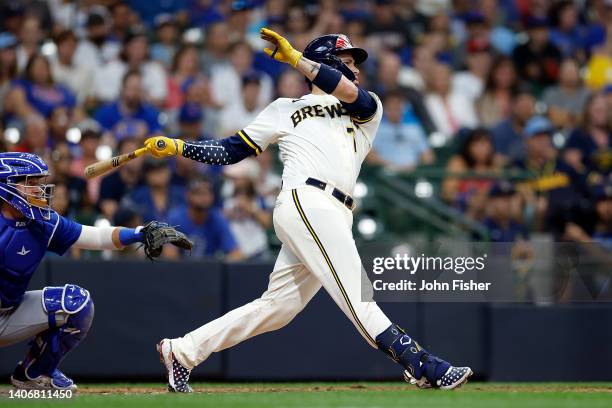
left=171, top=186, right=392, bottom=368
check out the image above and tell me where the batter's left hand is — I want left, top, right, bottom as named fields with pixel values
left=260, top=28, right=302, bottom=67
left=145, top=136, right=184, bottom=158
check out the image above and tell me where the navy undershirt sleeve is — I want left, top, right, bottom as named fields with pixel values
left=181, top=134, right=255, bottom=165
left=341, top=88, right=377, bottom=120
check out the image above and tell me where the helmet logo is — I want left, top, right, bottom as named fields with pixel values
left=335, top=35, right=351, bottom=49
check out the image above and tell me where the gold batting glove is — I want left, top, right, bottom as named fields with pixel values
left=144, top=136, right=185, bottom=158
left=260, top=28, right=302, bottom=67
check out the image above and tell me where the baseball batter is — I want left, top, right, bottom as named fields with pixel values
left=148, top=29, right=472, bottom=392
left=0, top=152, right=190, bottom=390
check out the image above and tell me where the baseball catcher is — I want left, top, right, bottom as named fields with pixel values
left=0, top=152, right=191, bottom=391
left=147, top=28, right=472, bottom=392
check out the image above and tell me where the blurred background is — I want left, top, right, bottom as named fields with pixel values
left=0, top=0, right=611, bottom=382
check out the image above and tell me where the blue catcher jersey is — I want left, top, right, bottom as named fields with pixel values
left=0, top=210, right=82, bottom=309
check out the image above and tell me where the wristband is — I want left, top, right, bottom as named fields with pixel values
left=118, top=226, right=144, bottom=246
left=312, top=63, right=343, bottom=94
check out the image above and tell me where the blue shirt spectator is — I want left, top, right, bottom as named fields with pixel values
left=369, top=92, right=433, bottom=171
left=167, top=176, right=241, bottom=259
left=94, top=69, right=162, bottom=140
left=10, top=54, right=76, bottom=119
left=168, top=206, right=238, bottom=257
left=128, top=159, right=185, bottom=224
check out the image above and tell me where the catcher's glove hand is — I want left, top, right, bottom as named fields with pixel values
left=140, top=221, right=193, bottom=260
left=260, top=28, right=302, bottom=67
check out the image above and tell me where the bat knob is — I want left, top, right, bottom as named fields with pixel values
left=156, top=140, right=166, bottom=149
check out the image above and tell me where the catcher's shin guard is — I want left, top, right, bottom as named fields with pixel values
left=23, top=285, right=94, bottom=379
left=376, top=324, right=472, bottom=389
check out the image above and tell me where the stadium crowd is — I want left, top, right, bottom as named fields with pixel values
left=0, top=0, right=610, bottom=260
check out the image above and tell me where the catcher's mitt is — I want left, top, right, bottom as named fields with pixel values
left=140, top=221, right=193, bottom=260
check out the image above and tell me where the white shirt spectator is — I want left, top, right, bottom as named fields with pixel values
left=210, top=66, right=273, bottom=109
left=218, top=102, right=261, bottom=136
left=51, top=57, right=95, bottom=102
left=73, top=40, right=121, bottom=68
left=425, top=93, right=478, bottom=139
left=452, top=71, right=484, bottom=102
left=94, top=60, right=167, bottom=103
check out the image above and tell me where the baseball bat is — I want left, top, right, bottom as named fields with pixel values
left=84, top=147, right=149, bottom=179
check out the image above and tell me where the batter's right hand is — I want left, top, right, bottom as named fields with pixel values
left=260, top=28, right=302, bottom=67
left=145, top=136, right=184, bottom=158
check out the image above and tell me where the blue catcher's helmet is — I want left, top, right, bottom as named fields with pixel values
left=302, top=34, right=368, bottom=82
left=0, top=152, right=54, bottom=220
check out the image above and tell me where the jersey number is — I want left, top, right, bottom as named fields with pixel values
left=347, top=127, right=356, bottom=153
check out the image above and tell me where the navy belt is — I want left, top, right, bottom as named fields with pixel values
left=305, top=178, right=356, bottom=211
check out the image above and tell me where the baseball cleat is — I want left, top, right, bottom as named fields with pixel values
left=157, top=339, right=193, bottom=393
left=10, top=362, right=77, bottom=391
left=403, top=366, right=472, bottom=390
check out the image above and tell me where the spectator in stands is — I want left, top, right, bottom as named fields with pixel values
left=6, top=53, right=78, bottom=120
left=476, top=56, right=519, bottom=127
left=0, top=33, right=18, bottom=113
left=51, top=183, right=69, bottom=217
left=563, top=93, right=612, bottom=179
left=16, top=16, right=43, bottom=71
left=51, top=29, right=95, bottom=105
left=368, top=91, right=434, bottom=172
left=374, top=50, right=404, bottom=97
left=490, top=88, right=536, bottom=165
left=510, top=116, right=588, bottom=232
left=549, top=0, right=587, bottom=62
left=543, top=58, right=590, bottom=130
left=399, top=44, right=434, bottom=92
left=452, top=38, right=492, bottom=102
left=94, top=69, right=162, bottom=141
left=47, top=106, right=70, bottom=145
left=167, top=176, right=243, bottom=260
left=150, top=14, right=179, bottom=69
left=210, top=41, right=273, bottom=109
left=564, top=183, right=612, bottom=248
left=483, top=181, right=529, bottom=242
left=98, top=137, right=142, bottom=220
left=218, top=71, right=263, bottom=135
left=365, top=0, right=410, bottom=52
left=276, top=69, right=307, bottom=99
left=512, top=16, right=562, bottom=93
left=442, top=128, right=498, bottom=220
left=108, top=2, right=133, bottom=44
left=425, top=63, right=478, bottom=141
left=177, top=102, right=206, bottom=141
left=200, top=21, right=232, bottom=74
left=165, top=44, right=203, bottom=110
left=14, top=114, right=49, bottom=156
left=74, top=11, right=120, bottom=67
left=129, top=158, right=185, bottom=224
left=48, top=142, right=87, bottom=216
left=70, top=128, right=102, bottom=204
left=224, top=176, right=272, bottom=260
left=94, top=28, right=167, bottom=104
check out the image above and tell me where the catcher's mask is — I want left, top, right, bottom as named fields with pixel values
left=0, top=152, right=55, bottom=221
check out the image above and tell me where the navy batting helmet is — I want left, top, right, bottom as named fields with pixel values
left=303, top=34, right=368, bottom=82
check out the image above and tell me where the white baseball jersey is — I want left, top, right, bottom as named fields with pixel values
left=237, top=92, right=383, bottom=195
left=170, top=90, right=395, bottom=369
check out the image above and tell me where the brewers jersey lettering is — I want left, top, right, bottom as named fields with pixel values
left=238, top=92, right=383, bottom=195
